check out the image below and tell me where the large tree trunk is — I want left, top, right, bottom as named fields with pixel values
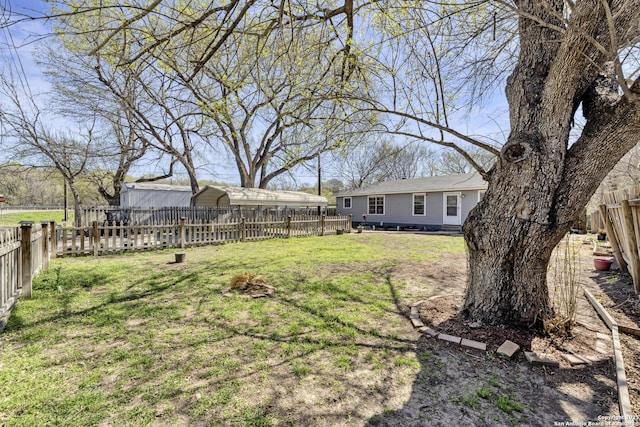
left=462, top=1, right=640, bottom=326
left=67, top=179, right=84, bottom=228
left=463, top=180, right=567, bottom=326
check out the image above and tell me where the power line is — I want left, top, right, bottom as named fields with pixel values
left=0, top=0, right=35, bottom=100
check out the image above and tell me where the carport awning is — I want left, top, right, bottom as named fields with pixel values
left=192, top=185, right=327, bottom=207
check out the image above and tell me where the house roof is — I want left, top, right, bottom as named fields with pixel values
left=122, top=182, right=193, bottom=193
left=335, top=173, right=487, bottom=197
left=192, top=185, right=328, bottom=207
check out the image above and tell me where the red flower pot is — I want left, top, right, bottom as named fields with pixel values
left=593, top=258, right=613, bottom=271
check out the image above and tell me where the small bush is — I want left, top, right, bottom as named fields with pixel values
left=230, top=272, right=268, bottom=291
left=547, top=235, right=581, bottom=336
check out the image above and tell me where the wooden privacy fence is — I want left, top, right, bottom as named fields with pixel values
left=56, top=215, right=353, bottom=257
left=0, top=222, right=50, bottom=329
left=589, top=209, right=605, bottom=233
left=600, top=186, right=640, bottom=295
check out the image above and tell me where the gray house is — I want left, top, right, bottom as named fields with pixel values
left=335, top=173, right=487, bottom=231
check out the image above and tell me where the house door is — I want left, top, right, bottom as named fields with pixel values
left=443, top=193, right=461, bottom=225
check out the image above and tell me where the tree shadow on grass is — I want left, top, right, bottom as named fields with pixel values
left=4, top=270, right=201, bottom=333
left=2, top=261, right=424, bottom=423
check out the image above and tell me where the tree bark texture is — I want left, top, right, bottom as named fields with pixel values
left=463, top=0, right=640, bottom=326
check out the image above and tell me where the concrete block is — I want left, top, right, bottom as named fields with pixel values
left=525, top=351, right=560, bottom=368
left=561, top=354, right=590, bottom=366
left=417, top=327, right=439, bottom=337
left=410, top=318, right=425, bottom=328
left=461, top=338, right=487, bottom=351
left=437, top=333, right=462, bottom=344
left=496, top=340, right=520, bottom=359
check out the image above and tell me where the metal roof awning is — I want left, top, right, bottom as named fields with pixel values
left=192, top=185, right=328, bottom=207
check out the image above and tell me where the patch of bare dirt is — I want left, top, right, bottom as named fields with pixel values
left=418, top=294, right=611, bottom=360
left=221, top=283, right=275, bottom=298
left=364, top=232, right=636, bottom=426
left=222, top=272, right=276, bottom=298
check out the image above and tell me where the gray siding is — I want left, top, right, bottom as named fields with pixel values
left=461, top=190, right=480, bottom=222
left=342, top=196, right=368, bottom=224
left=337, top=190, right=483, bottom=227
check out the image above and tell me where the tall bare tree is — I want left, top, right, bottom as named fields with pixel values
left=0, top=73, right=97, bottom=225
left=432, top=148, right=497, bottom=176
left=164, top=6, right=366, bottom=188
left=39, top=45, right=154, bottom=205
left=332, top=139, right=433, bottom=188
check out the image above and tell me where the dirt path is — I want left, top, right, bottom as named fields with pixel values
left=580, top=239, right=640, bottom=416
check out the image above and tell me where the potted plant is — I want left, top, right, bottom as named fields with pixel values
left=356, top=213, right=367, bottom=233
left=593, top=258, right=613, bottom=271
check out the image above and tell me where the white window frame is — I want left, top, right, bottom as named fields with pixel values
left=343, top=197, right=352, bottom=209
left=367, top=195, right=385, bottom=215
left=413, top=193, right=426, bottom=216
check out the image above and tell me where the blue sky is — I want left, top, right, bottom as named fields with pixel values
left=1, top=0, right=51, bottom=90
left=1, top=1, right=510, bottom=187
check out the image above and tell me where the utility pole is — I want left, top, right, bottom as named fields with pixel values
left=63, top=181, right=68, bottom=222
left=317, top=154, right=322, bottom=216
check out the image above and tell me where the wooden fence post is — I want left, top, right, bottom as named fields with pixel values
left=20, top=222, right=33, bottom=298
left=92, top=221, right=99, bottom=257
left=599, top=204, right=627, bottom=274
left=622, top=200, right=640, bottom=293
left=40, top=222, right=49, bottom=272
left=49, top=221, right=57, bottom=259
left=286, top=216, right=292, bottom=238
left=320, top=215, right=325, bottom=236
left=347, top=215, right=353, bottom=233
left=179, top=217, right=186, bottom=248
left=240, top=217, right=246, bottom=242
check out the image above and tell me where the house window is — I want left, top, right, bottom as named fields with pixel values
left=413, top=194, right=426, bottom=216
left=446, top=194, right=458, bottom=216
left=368, top=196, right=384, bottom=215
left=343, top=197, right=352, bottom=209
